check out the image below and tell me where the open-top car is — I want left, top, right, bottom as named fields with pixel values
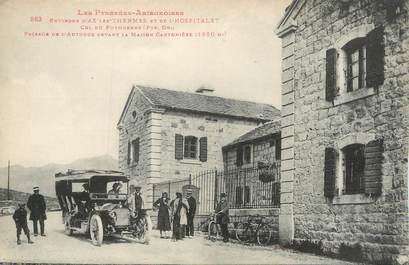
left=55, top=169, right=151, bottom=246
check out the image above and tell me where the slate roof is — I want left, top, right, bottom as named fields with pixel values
left=223, top=120, right=281, bottom=150
left=118, top=85, right=280, bottom=124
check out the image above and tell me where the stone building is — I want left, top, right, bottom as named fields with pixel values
left=117, top=85, right=280, bottom=207
left=275, top=0, right=408, bottom=263
left=221, top=121, right=282, bottom=239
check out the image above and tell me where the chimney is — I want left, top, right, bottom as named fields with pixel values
left=195, top=85, right=214, bottom=95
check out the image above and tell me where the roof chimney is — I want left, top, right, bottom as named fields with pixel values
left=195, top=85, right=214, bottom=95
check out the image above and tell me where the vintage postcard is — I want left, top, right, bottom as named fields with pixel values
left=0, top=0, right=408, bottom=264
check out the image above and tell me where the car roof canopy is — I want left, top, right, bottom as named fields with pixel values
left=55, top=169, right=127, bottom=182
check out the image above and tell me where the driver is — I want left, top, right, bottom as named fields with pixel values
left=108, top=182, right=123, bottom=195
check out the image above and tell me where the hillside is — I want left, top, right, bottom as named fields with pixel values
left=0, top=155, right=118, bottom=197
left=0, top=188, right=60, bottom=211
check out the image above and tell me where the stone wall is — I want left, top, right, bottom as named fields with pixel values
left=118, top=89, right=153, bottom=203
left=278, top=0, right=409, bottom=262
left=159, top=110, right=259, bottom=182
left=224, top=137, right=278, bottom=169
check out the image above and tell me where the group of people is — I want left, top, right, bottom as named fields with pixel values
left=153, top=189, right=196, bottom=241
left=153, top=189, right=230, bottom=243
left=12, top=186, right=47, bottom=245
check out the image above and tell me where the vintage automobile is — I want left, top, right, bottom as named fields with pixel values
left=55, top=169, right=151, bottom=246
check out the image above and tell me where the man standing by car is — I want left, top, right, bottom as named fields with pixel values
left=185, top=189, right=196, bottom=238
left=128, top=186, right=143, bottom=217
left=27, top=186, right=47, bottom=236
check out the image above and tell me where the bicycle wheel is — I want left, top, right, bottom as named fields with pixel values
left=208, top=221, right=218, bottom=242
left=235, top=223, right=252, bottom=243
left=256, top=224, right=271, bottom=246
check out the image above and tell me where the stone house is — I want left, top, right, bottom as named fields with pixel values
left=221, top=120, right=282, bottom=239
left=222, top=120, right=281, bottom=208
left=117, top=85, right=280, bottom=207
left=275, top=0, right=408, bottom=263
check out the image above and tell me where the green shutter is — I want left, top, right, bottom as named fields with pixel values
left=325, top=48, right=337, bottom=102
left=324, top=147, right=337, bottom=197
left=199, top=137, right=208, bottom=162
left=363, top=139, right=383, bottom=196
left=366, top=26, right=385, bottom=87
left=175, top=134, right=184, bottom=160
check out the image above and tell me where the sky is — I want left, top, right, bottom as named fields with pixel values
left=0, top=0, right=291, bottom=167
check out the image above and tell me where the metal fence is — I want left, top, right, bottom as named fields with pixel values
left=153, top=162, right=280, bottom=215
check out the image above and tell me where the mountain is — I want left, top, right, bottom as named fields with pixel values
left=0, top=155, right=118, bottom=197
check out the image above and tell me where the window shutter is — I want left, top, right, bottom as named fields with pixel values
left=175, top=134, right=184, bottom=160
left=127, top=141, right=131, bottom=165
left=236, top=147, right=243, bottom=166
left=244, top=186, right=250, bottom=204
left=366, top=26, right=385, bottom=87
left=324, top=147, right=337, bottom=197
left=363, top=139, right=383, bottom=196
left=199, top=137, right=208, bottom=162
left=275, top=137, right=281, bottom=160
left=134, top=138, right=140, bottom=163
left=325, top=48, right=337, bottom=102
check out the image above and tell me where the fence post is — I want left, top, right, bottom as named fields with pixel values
left=213, top=170, right=218, bottom=210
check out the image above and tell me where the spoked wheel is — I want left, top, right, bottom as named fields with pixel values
left=64, top=217, right=73, bottom=236
left=208, top=221, right=218, bottom=242
left=90, top=215, right=103, bottom=246
left=235, top=223, right=252, bottom=243
left=138, top=216, right=152, bottom=244
left=256, top=224, right=271, bottom=246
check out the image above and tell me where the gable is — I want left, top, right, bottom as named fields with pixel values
left=275, top=0, right=306, bottom=37
left=117, top=86, right=153, bottom=127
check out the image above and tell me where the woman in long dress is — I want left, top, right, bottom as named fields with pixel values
left=170, top=192, right=189, bottom=241
left=153, top=192, right=171, bottom=238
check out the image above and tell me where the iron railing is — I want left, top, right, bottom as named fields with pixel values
left=152, top=162, right=280, bottom=215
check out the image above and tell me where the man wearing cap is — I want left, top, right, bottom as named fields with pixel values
left=215, top=193, right=229, bottom=242
left=13, top=203, right=34, bottom=245
left=27, top=186, right=47, bottom=236
left=185, top=189, right=196, bottom=238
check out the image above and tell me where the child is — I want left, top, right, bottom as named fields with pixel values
left=13, top=203, right=34, bottom=245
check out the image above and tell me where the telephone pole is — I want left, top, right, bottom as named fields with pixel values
left=7, top=160, right=10, bottom=200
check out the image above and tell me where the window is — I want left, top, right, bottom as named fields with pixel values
left=131, top=138, right=139, bottom=163
left=127, top=141, right=131, bottom=165
left=184, top=136, right=198, bottom=158
left=175, top=134, right=207, bottom=161
left=243, top=146, right=251, bottom=164
left=342, top=144, right=365, bottom=194
left=345, top=38, right=366, bottom=92
left=325, top=26, right=384, bottom=103
left=324, top=139, right=384, bottom=200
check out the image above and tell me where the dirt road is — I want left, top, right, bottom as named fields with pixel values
left=0, top=212, right=357, bottom=264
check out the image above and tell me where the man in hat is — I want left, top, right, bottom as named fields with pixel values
left=215, top=192, right=229, bottom=242
left=27, top=186, right=47, bottom=236
left=13, top=203, right=34, bottom=245
left=129, top=186, right=143, bottom=217
left=185, top=189, right=196, bottom=238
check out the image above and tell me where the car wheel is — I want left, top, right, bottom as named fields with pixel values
left=90, top=215, right=103, bottom=246
left=64, top=217, right=73, bottom=236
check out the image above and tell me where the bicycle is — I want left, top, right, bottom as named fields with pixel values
left=207, top=213, right=221, bottom=242
left=235, top=215, right=271, bottom=245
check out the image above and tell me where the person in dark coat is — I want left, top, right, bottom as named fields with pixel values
left=185, top=189, right=196, bottom=238
left=170, top=192, right=189, bottom=241
left=215, top=193, right=229, bottom=242
left=153, top=192, right=171, bottom=238
left=13, top=203, right=34, bottom=245
left=27, top=186, right=47, bottom=236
